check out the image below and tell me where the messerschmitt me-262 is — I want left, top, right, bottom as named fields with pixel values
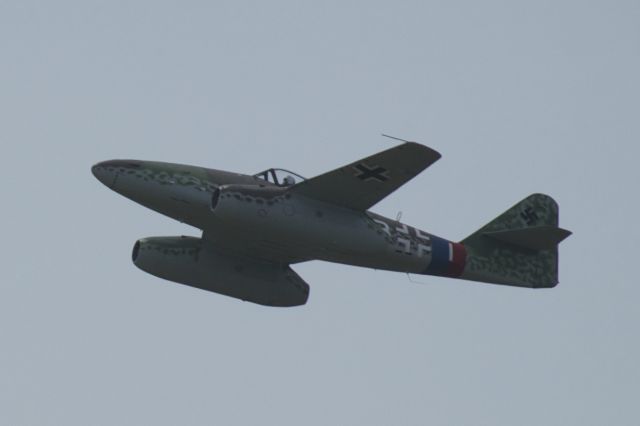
left=92, top=137, right=571, bottom=307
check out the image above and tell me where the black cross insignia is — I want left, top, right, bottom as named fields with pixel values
left=520, top=207, right=539, bottom=226
left=353, top=163, right=390, bottom=182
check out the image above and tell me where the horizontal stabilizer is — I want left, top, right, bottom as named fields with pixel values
left=483, top=226, right=572, bottom=251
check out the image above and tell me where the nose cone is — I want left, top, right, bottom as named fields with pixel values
left=91, top=161, right=118, bottom=188
left=91, top=160, right=142, bottom=188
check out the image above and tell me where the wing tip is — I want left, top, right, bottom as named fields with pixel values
left=403, top=141, right=442, bottom=162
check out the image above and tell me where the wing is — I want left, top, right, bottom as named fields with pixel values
left=193, top=246, right=310, bottom=307
left=198, top=251, right=310, bottom=307
left=290, top=142, right=441, bottom=211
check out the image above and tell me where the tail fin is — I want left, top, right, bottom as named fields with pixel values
left=461, top=194, right=571, bottom=288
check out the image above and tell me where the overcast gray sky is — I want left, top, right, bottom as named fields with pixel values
left=2, top=1, right=639, bottom=425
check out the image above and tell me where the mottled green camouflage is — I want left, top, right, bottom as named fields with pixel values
left=461, top=194, right=565, bottom=288
left=93, top=143, right=571, bottom=305
left=96, top=160, right=217, bottom=192
left=135, top=236, right=201, bottom=261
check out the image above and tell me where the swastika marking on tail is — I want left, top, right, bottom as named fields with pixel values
left=520, top=207, right=539, bottom=226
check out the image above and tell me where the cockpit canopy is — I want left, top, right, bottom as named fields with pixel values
left=253, top=168, right=306, bottom=187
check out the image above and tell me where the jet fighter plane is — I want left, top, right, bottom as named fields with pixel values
left=92, top=141, right=571, bottom=307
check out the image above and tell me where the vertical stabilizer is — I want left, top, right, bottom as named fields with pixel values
left=461, top=194, right=571, bottom=288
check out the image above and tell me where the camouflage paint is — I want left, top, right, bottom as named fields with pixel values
left=93, top=154, right=569, bottom=304
left=461, top=194, right=563, bottom=288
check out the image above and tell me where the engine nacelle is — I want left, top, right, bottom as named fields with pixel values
left=132, top=236, right=202, bottom=286
left=132, top=236, right=309, bottom=307
left=209, top=184, right=291, bottom=234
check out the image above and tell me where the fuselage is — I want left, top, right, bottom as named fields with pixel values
left=92, top=160, right=466, bottom=278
